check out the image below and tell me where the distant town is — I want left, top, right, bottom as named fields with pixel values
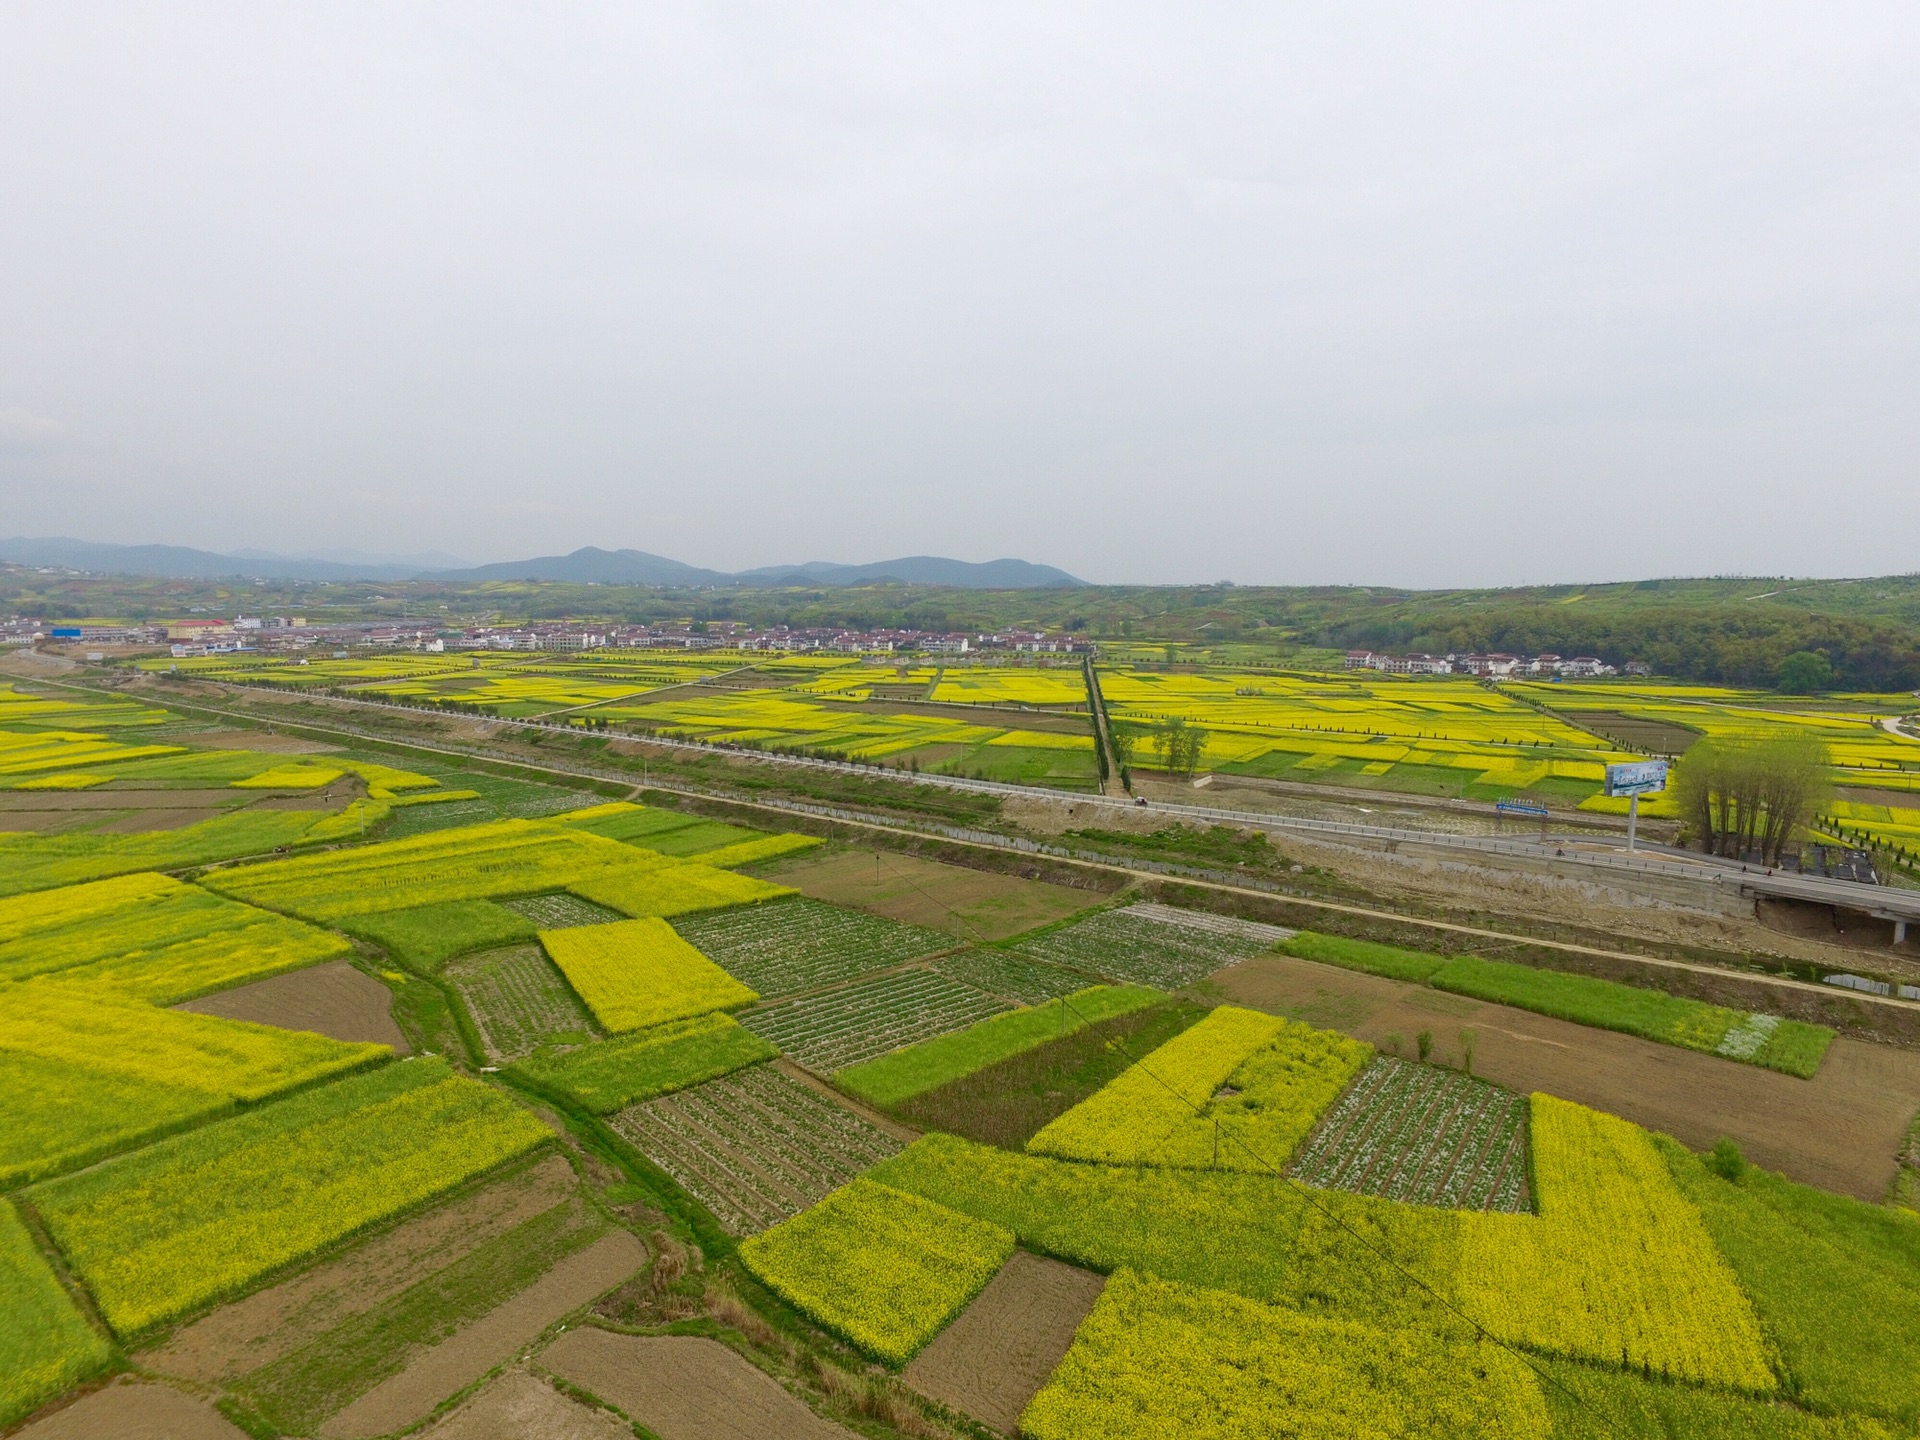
left=7, top=615, right=1096, bottom=661
left=1344, top=650, right=1646, bottom=678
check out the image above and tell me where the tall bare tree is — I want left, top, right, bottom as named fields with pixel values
left=1156, top=717, right=1208, bottom=777
left=1673, top=734, right=1828, bottom=863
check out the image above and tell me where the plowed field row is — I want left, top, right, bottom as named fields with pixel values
left=610, top=1065, right=900, bottom=1234
left=1289, top=1057, right=1530, bottom=1212
left=737, top=969, right=1010, bottom=1072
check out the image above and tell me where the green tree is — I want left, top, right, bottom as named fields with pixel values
left=1155, top=717, right=1208, bottom=777
left=1776, top=650, right=1833, bottom=694
left=1672, top=733, right=1829, bottom=863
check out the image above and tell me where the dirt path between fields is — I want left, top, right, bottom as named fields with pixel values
left=13, top=1379, right=247, bottom=1440
left=318, top=1231, right=646, bottom=1439
left=142, top=1156, right=577, bottom=1383
left=538, top=1329, right=857, bottom=1440
left=175, top=959, right=409, bottom=1052
left=422, top=1369, right=633, bottom=1439
left=904, top=1251, right=1104, bottom=1434
left=1212, top=954, right=1920, bottom=1200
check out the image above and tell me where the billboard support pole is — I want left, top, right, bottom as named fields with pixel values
left=1627, top=793, right=1639, bottom=853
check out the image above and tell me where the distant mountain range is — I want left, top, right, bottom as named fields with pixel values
left=0, top=537, right=1087, bottom=590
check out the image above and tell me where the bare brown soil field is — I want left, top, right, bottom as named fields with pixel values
left=1756, top=899, right=1920, bottom=973
left=1211, top=954, right=1920, bottom=1200
left=318, top=1231, right=646, bottom=1439
left=0, top=788, right=251, bottom=810
left=1835, top=785, right=1920, bottom=809
left=422, top=1369, right=633, bottom=1440
left=903, top=1251, right=1105, bottom=1435
left=538, top=1330, right=858, bottom=1440
left=94, top=806, right=229, bottom=832
left=1559, top=710, right=1703, bottom=755
left=251, top=791, right=356, bottom=811
left=0, top=809, right=84, bottom=831
left=183, top=729, right=343, bottom=754
left=14, top=1380, right=247, bottom=1440
left=175, top=959, right=410, bottom=1052
left=142, top=1155, right=578, bottom=1383
left=758, top=848, right=1097, bottom=942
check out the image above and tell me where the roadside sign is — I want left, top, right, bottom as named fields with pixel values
left=1605, top=759, right=1669, bottom=798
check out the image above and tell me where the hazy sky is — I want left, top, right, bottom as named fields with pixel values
left=2, top=5, right=1916, bottom=586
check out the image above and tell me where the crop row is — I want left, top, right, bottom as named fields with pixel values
left=1123, top=901, right=1294, bottom=948
left=610, top=1064, right=901, bottom=1234
left=738, top=968, right=1011, bottom=1072
left=1028, top=1006, right=1286, bottom=1165
left=674, top=897, right=951, bottom=998
left=1020, top=906, right=1272, bottom=989
left=0, top=1198, right=112, bottom=1426
left=927, top=947, right=1094, bottom=1005
left=0, top=808, right=368, bottom=899
left=444, top=945, right=598, bottom=1063
left=499, top=892, right=625, bottom=928
left=1289, top=1057, right=1530, bottom=1213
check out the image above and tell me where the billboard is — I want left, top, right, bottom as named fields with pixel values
left=1605, top=759, right=1669, bottom=798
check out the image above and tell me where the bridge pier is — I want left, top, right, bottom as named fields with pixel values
left=1898, top=919, right=1909, bottom=946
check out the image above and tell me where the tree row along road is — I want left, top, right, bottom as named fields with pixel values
left=74, top=672, right=1920, bottom=1020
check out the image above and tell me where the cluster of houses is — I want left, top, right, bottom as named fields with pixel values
left=1344, top=650, right=1650, bottom=679
left=16, top=615, right=1094, bottom=661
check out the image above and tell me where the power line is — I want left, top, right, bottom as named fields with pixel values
left=1045, top=983, right=1619, bottom=1431
left=864, top=847, right=1608, bottom=1421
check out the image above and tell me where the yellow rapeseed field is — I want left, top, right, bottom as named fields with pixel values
left=1023, top=1269, right=1549, bottom=1440
left=540, top=917, right=756, bottom=1031
left=1027, top=1006, right=1284, bottom=1165
left=1456, top=1095, right=1777, bottom=1390
left=739, top=1178, right=1014, bottom=1366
